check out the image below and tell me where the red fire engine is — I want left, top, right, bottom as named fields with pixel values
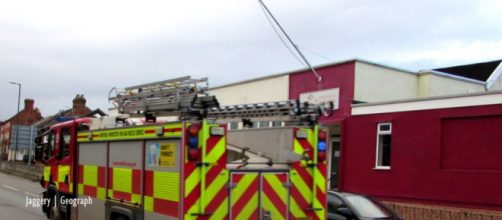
left=36, top=76, right=332, bottom=220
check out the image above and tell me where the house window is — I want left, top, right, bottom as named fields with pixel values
left=375, top=123, right=392, bottom=169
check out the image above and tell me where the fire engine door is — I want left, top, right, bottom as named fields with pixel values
left=229, top=172, right=289, bottom=220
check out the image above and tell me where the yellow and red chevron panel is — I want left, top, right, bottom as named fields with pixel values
left=144, top=170, right=180, bottom=217
left=230, top=173, right=259, bottom=220
left=77, top=165, right=107, bottom=200
left=290, top=127, right=328, bottom=220
left=184, top=121, right=228, bottom=220
left=262, top=173, right=289, bottom=220
left=230, top=172, right=289, bottom=220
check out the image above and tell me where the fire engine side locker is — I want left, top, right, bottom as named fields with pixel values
left=143, top=138, right=182, bottom=220
left=77, top=142, right=108, bottom=219
left=106, top=140, right=144, bottom=220
left=76, top=122, right=185, bottom=220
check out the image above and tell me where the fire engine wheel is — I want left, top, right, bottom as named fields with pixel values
left=48, top=202, right=59, bottom=220
left=45, top=185, right=60, bottom=220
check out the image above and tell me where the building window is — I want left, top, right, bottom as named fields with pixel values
left=272, top=121, right=283, bottom=127
left=258, top=121, right=270, bottom=128
left=229, top=122, right=239, bottom=130
left=375, top=123, right=392, bottom=169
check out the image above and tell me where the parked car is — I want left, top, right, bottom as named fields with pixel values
left=328, top=191, right=403, bottom=220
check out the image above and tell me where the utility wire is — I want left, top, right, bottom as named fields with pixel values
left=296, top=45, right=334, bottom=62
left=257, top=0, right=322, bottom=82
left=258, top=2, right=306, bottom=66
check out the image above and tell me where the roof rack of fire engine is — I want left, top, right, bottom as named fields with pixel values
left=109, top=76, right=219, bottom=121
left=209, top=100, right=334, bottom=125
left=109, top=76, right=334, bottom=124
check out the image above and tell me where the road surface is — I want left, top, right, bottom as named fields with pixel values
left=0, top=172, right=45, bottom=220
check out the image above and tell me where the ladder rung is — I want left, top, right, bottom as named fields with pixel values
left=125, top=76, right=192, bottom=90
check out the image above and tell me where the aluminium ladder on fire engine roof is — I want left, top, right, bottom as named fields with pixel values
left=207, top=100, right=333, bottom=123
left=109, top=76, right=212, bottom=117
left=109, top=76, right=333, bottom=122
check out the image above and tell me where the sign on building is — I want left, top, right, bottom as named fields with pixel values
left=300, top=88, right=340, bottom=110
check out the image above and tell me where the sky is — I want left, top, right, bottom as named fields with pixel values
left=1, top=0, right=501, bottom=120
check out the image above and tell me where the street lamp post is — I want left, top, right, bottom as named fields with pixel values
left=9, top=82, right=21, bottom=168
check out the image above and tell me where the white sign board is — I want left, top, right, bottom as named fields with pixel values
left=299, top=88, right=339, bottom=110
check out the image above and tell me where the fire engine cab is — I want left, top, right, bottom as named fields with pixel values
left=36, top=76, right=332, bottom=220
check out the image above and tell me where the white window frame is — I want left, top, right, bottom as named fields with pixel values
left=375, top=122, right=392, bottom=170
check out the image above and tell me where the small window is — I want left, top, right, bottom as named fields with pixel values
left=258, top=121, right=269, bottom=128
left=229, top=122, right=239, bottom=130
left=272, top=121, right=282, bottom=127
left=375, top=123, right=392, bottom=169
left=44, top=132, right=56, bottom=160
left=60, top=127, right=71, bottom=157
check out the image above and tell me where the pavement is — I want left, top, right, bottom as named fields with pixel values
left=0, top=172, right=45, bottom=220
left=0, top=161, right=42, bottom=181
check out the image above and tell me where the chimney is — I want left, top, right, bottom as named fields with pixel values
left=24, top=99, right=34, bottom=110
left=73, top=94, right=86, bottom=108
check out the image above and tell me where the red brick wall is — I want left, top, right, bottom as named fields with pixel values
left=385, top=202, right=502, bottom=220
left=10, top=99, right=42, bottom=126
left=69, top=95, right=91, bottom=117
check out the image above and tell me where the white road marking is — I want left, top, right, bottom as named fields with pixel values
left=2, top=184, right=19, bottom=191
left=24, top=192, right=39, bottom=197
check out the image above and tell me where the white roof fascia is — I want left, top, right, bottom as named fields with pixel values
left=420, top=70, right=486, bottom=85
left=485, top=61, right=502, bottom=90
left=352, top=90, right=502, bottom=115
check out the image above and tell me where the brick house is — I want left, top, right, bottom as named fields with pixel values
left=0, top=99, right=43, bottom=160
left=34, top=94, right=106, bottom=136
